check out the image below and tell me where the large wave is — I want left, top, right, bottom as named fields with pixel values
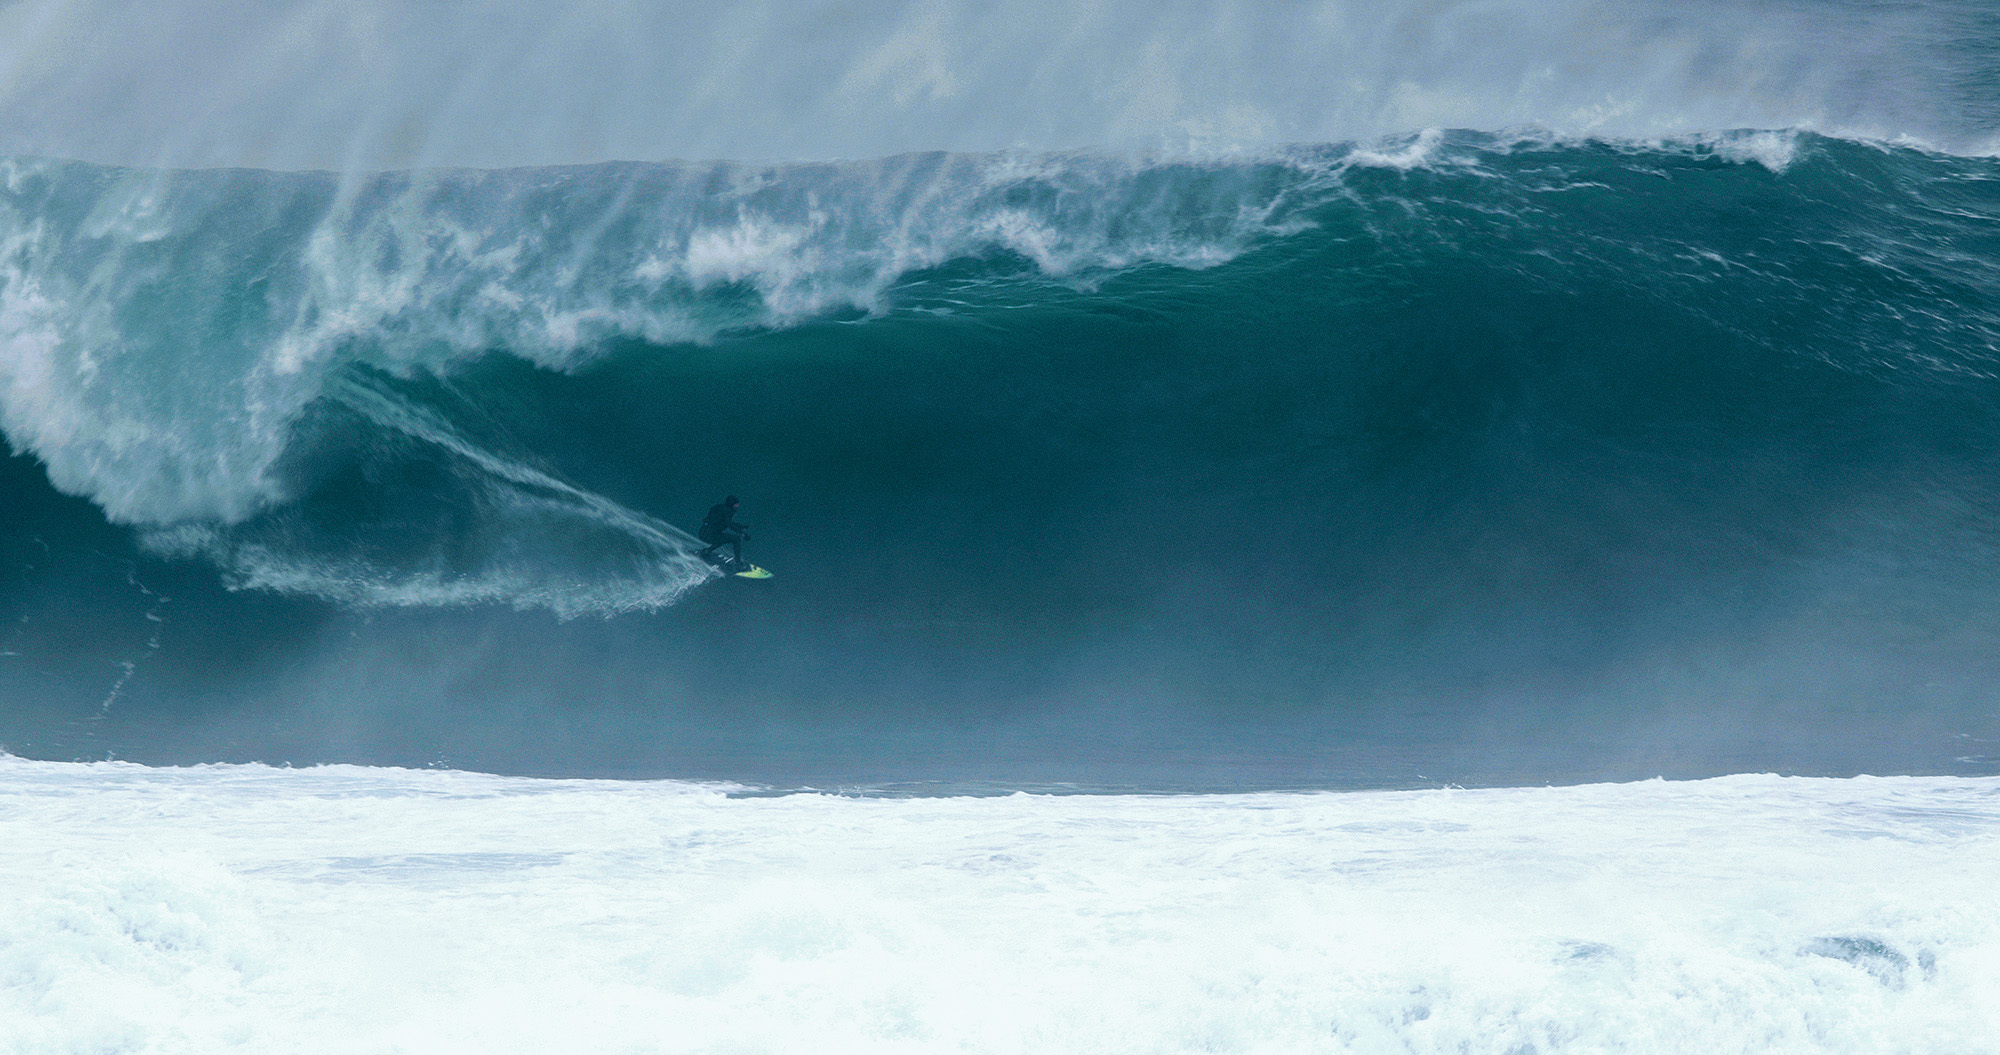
left=3, top=131, right=1998, bottom=615
left=2, top=129, right=1999, bottom=779
left=0, top=143, right=1375, bottom=611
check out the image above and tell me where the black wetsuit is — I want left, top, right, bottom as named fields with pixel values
left=698, top=502, right=748, bottom=563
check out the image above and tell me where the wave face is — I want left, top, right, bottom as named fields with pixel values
left=2, top=130, right=2000, bottom=782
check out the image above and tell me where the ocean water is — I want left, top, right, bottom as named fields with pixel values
left=3, top=130, right=1998, bottom=785
left=2, top=0, right=1999, bottom=1048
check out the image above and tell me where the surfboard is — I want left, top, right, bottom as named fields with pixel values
left=699, top=550, right=773, bottom=579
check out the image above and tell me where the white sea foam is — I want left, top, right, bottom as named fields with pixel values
left=0, top=760, right=1993, bottom=1053
left=1703, top=130, right=1805, bottom=173
left=1343, top=128, right=1451, bottom=172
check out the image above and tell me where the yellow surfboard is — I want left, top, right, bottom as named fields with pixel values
left=733, top=564, right=773, bottom=579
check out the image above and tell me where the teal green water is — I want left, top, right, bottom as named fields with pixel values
left=2, top=132, right=1999, bottom=786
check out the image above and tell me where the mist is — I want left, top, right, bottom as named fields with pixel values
left=0, top=0, right=1991, bottom=171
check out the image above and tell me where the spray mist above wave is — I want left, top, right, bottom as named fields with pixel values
left=0, top=0, right=1994, bottom=169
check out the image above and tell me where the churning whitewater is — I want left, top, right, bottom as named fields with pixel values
left=2, top=0, right=1999, bottom=1050
left=3, top=760, right=1997, bottom=1054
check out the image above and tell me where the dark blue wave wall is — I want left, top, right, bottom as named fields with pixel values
left=4, top=134, right=2000, bottom=788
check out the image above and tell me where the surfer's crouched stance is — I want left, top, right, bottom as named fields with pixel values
left=698, top=495, right=750, bottom=568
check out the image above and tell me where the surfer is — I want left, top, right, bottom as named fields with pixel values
left=698, top=495, right=750, bottom=567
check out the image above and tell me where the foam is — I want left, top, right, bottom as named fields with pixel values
left=1342, top=127, right=1451, bottom=172
left=1702, top=130, right=1805, bottom=173
left=0, top=762, right=1994, bottom=1052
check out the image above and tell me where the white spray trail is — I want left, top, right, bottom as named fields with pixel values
left=146, top=371, right=720, bottom=617
left=328, top=372, right=710, bottom=562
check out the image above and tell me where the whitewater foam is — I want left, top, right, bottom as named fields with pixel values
left=0, top=760, right=1993, bottom=1053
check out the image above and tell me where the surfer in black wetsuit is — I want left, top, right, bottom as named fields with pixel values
left=698, top=495, right=750, bottom=566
